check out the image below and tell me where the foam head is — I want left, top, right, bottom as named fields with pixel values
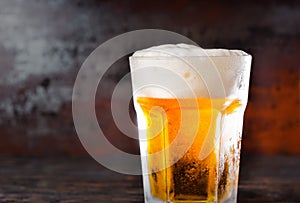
left=129, top=44, right=251, bottom=100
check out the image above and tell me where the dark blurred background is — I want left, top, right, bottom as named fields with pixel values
left=0, top=0, right=299, bottom=157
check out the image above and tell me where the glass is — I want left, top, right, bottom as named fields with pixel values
left=129, top=50, right=251, bottom=203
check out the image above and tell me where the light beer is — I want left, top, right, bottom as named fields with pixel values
left=130, top=43, right=251, bottom=203
left=136, top=97, right=243, bottom=202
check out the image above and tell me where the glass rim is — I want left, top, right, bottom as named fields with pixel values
left=129, top=54, right=252, bottom=60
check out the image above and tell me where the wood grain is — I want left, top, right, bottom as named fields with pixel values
left=0, top=156, right=299, bottom=202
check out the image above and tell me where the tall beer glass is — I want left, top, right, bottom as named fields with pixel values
left=129, top=44, right=251, bottom=203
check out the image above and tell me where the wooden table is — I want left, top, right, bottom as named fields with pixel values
left=0, top=156, right=299, bottom=202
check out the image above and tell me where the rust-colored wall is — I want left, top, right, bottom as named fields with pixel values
left=0, top=0, right=299, bottom=156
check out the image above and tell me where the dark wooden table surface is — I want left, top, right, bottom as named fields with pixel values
left=0, top=156, right=299, bottom=202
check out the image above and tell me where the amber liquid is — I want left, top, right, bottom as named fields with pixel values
left=136, top=97, right=242, bottom=203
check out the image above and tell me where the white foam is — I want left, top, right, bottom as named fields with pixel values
left=130, top=44, right=251, bottom=99
left=132, top=44, right=249, bottom=57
